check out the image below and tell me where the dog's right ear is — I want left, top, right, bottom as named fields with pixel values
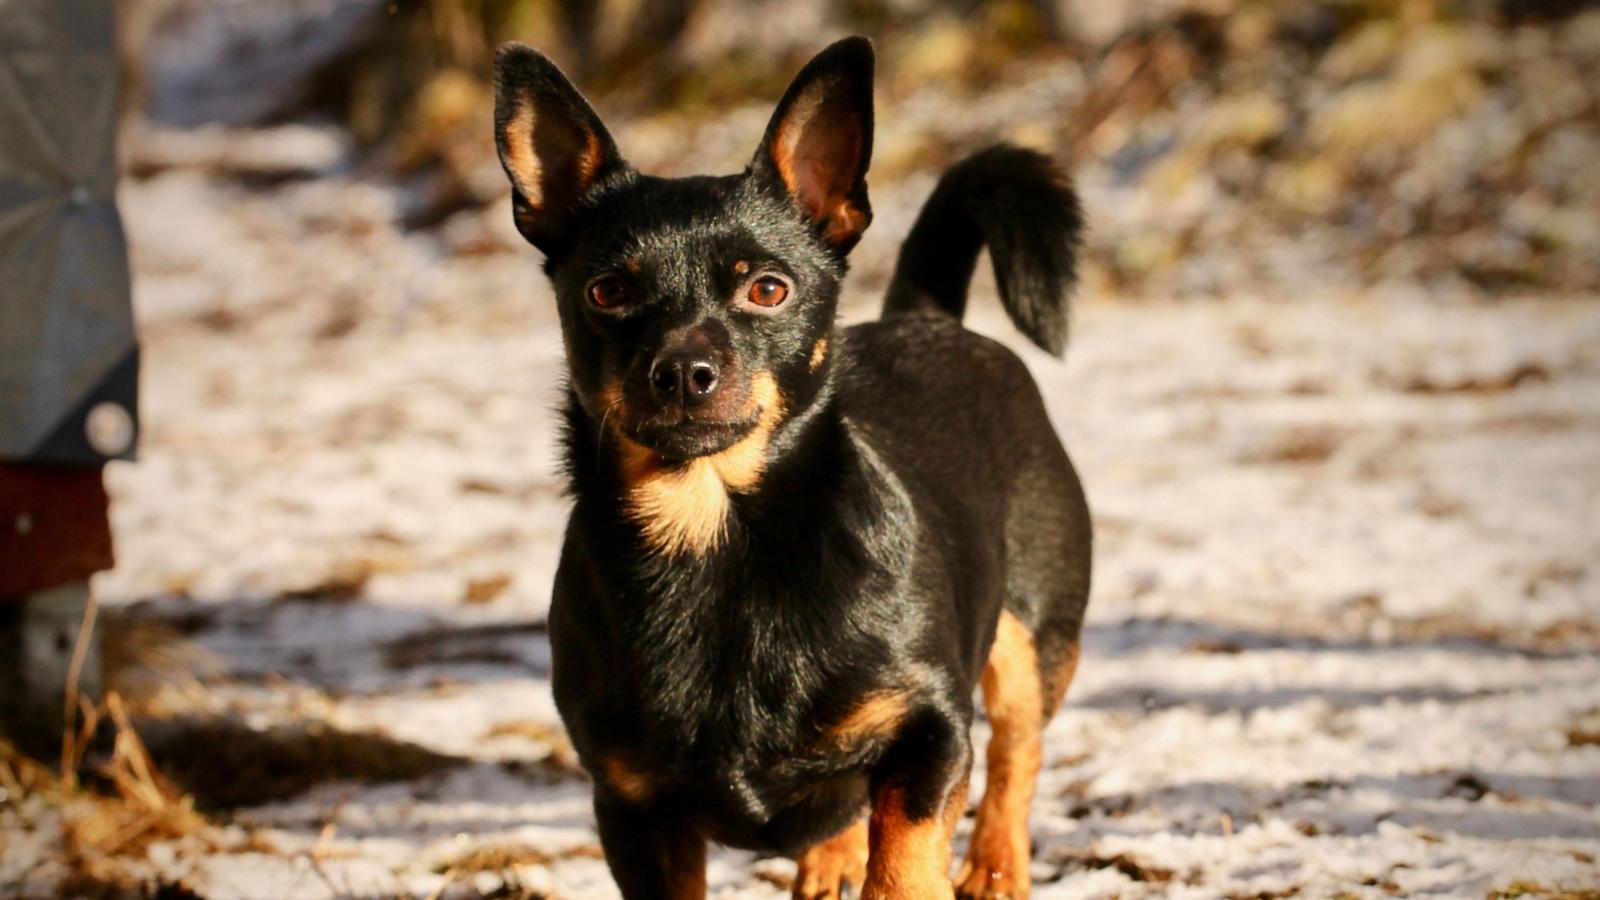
left=494, top=44, right=629, bottom=256
left=750, top=37, right=875, bottom=254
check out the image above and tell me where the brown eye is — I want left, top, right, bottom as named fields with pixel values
left=588, top=277, right=631, bottom=309
left=747, top=276, right=789, bottom=308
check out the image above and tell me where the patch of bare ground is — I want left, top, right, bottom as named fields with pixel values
left=141, top=717, right=464, bottom=810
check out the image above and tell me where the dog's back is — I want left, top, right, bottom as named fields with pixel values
left=835, top=144, right=1092, bottom=897
left=838, top=143, right=1090, bottom=706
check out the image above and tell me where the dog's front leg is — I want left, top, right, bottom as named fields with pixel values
left=594, top=792, right=707, bottom=900
left=861, top=710, right=973, bottom=900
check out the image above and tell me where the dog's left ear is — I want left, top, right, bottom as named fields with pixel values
left=751, top=37, right=875, bottom=253
left=494, top=43, right=629, bottom=256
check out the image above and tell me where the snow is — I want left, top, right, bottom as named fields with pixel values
left=7, top=119, right=1596, bottom=896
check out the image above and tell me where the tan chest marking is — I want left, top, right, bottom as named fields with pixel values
left=612, top=373, right=783, bottom=557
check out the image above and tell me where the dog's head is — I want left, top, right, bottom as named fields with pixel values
left=494, top=38, right=873, bottom=463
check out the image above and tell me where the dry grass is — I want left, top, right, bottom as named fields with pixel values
left=480, top=719, right=582, bottom=775
left=1238, top=426, right=1346, bottom=466
left=1386, top=362, right=1552, bottom=395
left=1044, top=848, right=1180, bottom=885
left=436, top=840, right=603, bottom=873
left=1489, top=883, right=1600, bottom=900
left=424, top=840, right=602, bottom=900
left=463, top=572, right=515, bottom=605
left=1, top=693, right=213, bottom=897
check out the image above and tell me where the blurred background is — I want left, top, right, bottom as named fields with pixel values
left=4, top=0, right=1599, bottom=897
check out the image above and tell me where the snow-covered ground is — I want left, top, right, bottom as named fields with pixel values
left=6, top=115, right=1598, bottom=898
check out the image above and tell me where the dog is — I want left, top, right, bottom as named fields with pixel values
left=493, top=35, right=1090, bottom=899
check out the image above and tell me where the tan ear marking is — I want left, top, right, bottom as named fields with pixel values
left=768, top=77, right=867, bottom=246
left=577, top=128, right=604, bottom=184
left=822, top=202, right=869, bottom=246
left=771, top=88, right=824, bottom=199
left=501, top=98, right=543, bottom=205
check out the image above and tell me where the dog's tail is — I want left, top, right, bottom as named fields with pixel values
left=882, top=144, right=1082, bottom=356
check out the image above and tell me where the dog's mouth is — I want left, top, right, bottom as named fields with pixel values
left=619, top=409, right=763, bottom=461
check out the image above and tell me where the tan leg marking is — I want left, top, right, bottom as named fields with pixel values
left=955, top=610, right=1045, bottom=899
left=822, top=686, right=915, bottom=749
left=607, top=373, right=783, bottom=556
left=600, top=754, right=656, bottom=806
left=662, top=832, right=707, bottom=900
left=793, top=817, right=868, bottom=900
left=861, top=785, right=959, bottom=900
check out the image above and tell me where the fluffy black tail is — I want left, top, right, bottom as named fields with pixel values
left=882, top=144, right=1082, bottom=356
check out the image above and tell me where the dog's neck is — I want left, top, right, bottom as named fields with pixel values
left=610, top=371, right=785, bottom=557
left=564, top=366, right=846, bottom=561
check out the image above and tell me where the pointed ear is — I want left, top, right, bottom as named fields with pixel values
left=494, top=43, right=629, bottom=255
left=752, top=37, right=875, bottom=253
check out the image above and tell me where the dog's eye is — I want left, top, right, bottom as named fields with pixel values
left=747, top=276, right=789, bottom=308
left=588, top=277, right=632, bottom=309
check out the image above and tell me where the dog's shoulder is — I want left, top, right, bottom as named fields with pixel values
left=835, top=312, right=1040, bottom=418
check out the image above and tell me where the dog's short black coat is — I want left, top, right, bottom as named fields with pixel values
left=494, top=35, right=1090, bottom=899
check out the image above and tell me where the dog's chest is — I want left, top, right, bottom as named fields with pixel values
left=631, top=593, right=832, bottom=751
left=611, top=583, right=890, bottom=823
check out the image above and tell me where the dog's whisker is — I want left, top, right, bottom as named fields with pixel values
left=597, top=398, right=621, bottom=462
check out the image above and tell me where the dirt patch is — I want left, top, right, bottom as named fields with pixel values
left=380, top=622, right=548, bottom=671
left=142, top=717, right=464, bottom=810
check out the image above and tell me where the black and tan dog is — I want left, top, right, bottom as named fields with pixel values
left=493, top=36, right=1090, bottom=899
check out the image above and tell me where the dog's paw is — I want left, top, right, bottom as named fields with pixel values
left=793, top=867, right=862, bottom=900
left=794, top=882, right=857, bottom=900
left=792, top=819, right=868, bottom=900
left=953, top=862, right=1027, bottom=900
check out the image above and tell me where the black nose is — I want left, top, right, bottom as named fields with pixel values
left=649, top=352, right=721, bottom=406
